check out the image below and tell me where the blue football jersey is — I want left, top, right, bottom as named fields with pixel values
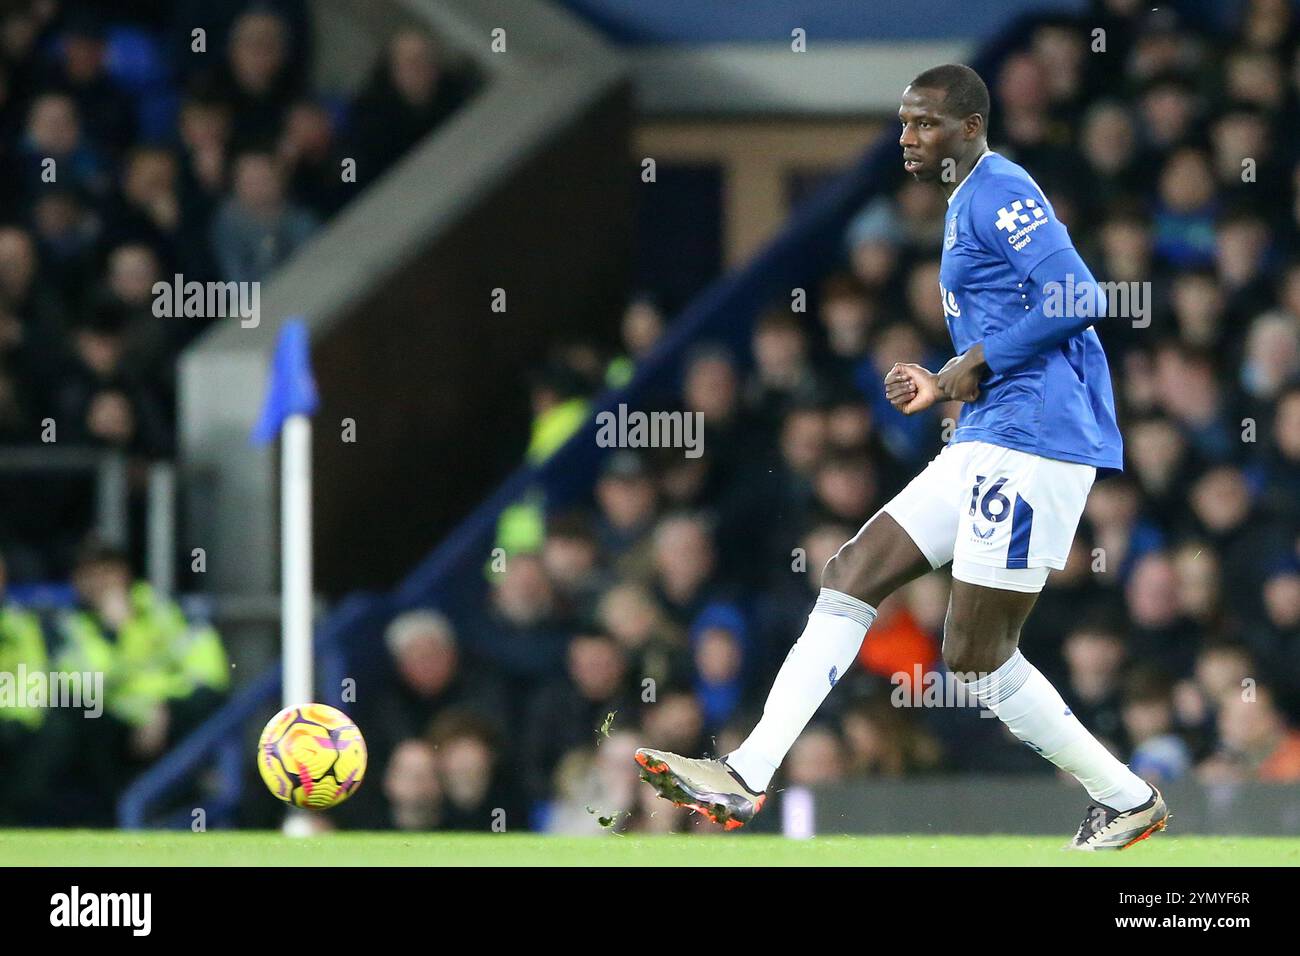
left=939, top=151, right=1124, bottom=473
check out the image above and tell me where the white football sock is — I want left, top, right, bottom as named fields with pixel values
left=961, top=650, right=1152, bottom=812
left=726, top=588, right=876, bottom=792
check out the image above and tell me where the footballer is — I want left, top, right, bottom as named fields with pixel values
left=636, top=64, right=1169, bottom=850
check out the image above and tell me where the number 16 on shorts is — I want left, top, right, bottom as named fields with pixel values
left=879, top=440, right=1095, bottom=584
left=965, top=474, right=1032, bottom=568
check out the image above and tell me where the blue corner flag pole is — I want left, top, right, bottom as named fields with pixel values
left=252, top=319, right=319, bottom=446
left=252, top=319, right=320, bottom=837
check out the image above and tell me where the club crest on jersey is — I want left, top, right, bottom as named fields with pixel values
left=945, top=216, right=957, bottom=249
left=994, top=198, right=1048, bottom=251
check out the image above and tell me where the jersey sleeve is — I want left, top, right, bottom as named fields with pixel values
left=982, top=246, right=1107, bottom=375
left=969, top=173, right=1075, bottom=281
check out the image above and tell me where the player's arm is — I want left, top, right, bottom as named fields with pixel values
left=938, top=175, right=1106, bottom=396
left=936, top=247, right=1106, bottom=397
left=980, top=246, right=1106, bottom=373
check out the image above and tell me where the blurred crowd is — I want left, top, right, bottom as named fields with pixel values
left=345, top=0, right=1300, bottom=835
left=0, top=0, right=474, bottom=578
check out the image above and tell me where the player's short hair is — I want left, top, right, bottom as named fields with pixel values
left=909, top=64, right=991, bottom=124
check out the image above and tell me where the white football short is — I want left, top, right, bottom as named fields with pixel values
left=878, top=440, right=1096, bottom=593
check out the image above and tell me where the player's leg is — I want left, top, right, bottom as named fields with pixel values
left=943, top=577, right=1148, bottom=804
left=636, top=512, right=932, bottom=827
left=637, top=447, right=960, bottom=827
left=944, top=578, right=1167, bottom=849
left=720, top=511, right=933, bottom=790
left=945, top=444, right=1167, bottom=849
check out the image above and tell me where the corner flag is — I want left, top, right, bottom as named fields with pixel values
left=252, top=319, right=319, bottom=445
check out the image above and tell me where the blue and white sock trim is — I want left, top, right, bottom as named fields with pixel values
left=812, top=588, right=878, bottom=631
left=963, top=649, right=1032, bottom=705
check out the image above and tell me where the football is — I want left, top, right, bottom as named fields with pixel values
left=257, top=703, right=367, bottom=810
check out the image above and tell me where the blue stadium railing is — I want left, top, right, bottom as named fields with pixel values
left=117, top=11, right=1049, bottom=828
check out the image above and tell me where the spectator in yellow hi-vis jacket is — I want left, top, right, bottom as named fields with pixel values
left=0, top=552, right=48, bottom=731
left=1, top=550, right=53, bottom=823
left=55, top=543, right=230, bottom=762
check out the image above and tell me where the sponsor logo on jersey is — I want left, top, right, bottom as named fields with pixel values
left=945, top=216, right=957, bottom=249
left=994, top=198, right=1049, bottom=251
left=940, top=282, right=961, bottom=318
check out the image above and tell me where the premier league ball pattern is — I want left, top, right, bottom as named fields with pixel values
left=257, top=703, right=367, bottom=810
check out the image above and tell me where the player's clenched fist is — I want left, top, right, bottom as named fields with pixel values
left=935, top=343, right=986, bottom=404
left=884, top=362, right=943, bottom=415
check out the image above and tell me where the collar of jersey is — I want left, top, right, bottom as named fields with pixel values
left=946, top=149, right=995, bottom=207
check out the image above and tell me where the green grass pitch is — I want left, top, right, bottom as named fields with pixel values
left=2, top=831, right=1296, bottom=866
